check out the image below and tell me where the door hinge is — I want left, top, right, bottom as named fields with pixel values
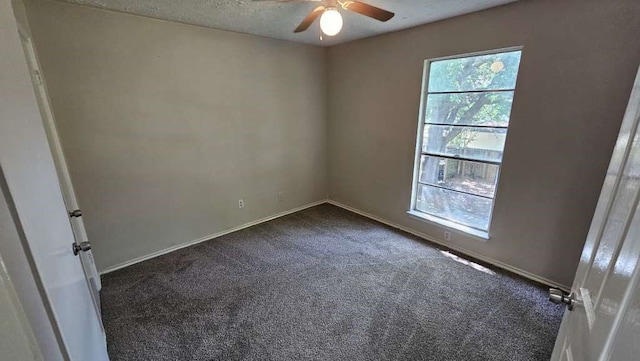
left=72, top=242, right=91, bottom=256
left=34, top=70, right=43, bottom=85
left=69, top=209, right=82, bottom=218
left=549, top=288, right=575, bottom=310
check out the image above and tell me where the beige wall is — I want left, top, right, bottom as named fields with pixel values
left=23, top=0, right=640, bottom=286
left=25, top=0, right=328, bottom=271
left=327, top=0, right=640, bottom=287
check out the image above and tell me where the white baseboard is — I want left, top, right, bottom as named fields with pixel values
left=100, top=197, right=570, bottom=293
left=326, top=200, right=571, bottom=292
left=99, top=199, right=328, bottom=275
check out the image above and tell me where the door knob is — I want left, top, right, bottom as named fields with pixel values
left=549, top=288, right=575, bottom=310
left=72, top=242, right=91, bottom=256
left=69, top=209, right=82, bottom=218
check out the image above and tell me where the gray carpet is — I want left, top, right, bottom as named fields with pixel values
left=101, top=204, right=564, bottom=361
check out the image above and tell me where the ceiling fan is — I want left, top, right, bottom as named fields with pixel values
left=258, top=0, right=395, bottom=37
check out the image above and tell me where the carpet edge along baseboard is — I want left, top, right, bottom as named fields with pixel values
left=326, top=200, right=570, bottom=292
left=100, top=198, right=570, bottom=292
left=99, top=199, right=329, bottom=275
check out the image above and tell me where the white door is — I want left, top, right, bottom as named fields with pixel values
left=19, top=33, right=102, bottom=315
left=551, top=67, right=640, bottom=361
left=0, top=5, right=109, bottom=359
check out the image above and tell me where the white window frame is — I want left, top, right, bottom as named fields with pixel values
left=407, top=46, right=523, bottom=241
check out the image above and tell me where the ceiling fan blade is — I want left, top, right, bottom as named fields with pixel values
left=294, top=5, right=325, bottom=33
left=340, top=1, right=394, bottom=22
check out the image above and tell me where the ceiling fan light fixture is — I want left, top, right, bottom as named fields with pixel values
left=319, top=8, right=343, bottom=36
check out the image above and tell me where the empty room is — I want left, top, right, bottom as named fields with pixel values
left=1, top=0, right=640, bottom=360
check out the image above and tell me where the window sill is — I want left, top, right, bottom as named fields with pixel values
left=406, top=210, right=490, bottom=242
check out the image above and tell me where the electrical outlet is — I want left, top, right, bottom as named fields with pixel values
left=444, top=231, right=451, bottom=241
left=277, top=192, right=284, bottom=202
left=238, top=199, right=244, bottom=209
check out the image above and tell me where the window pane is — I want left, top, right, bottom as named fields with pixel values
left=425, top=92, right=514, bottom=127
left=428, top=50, right=522, bottom=92
left=418, top=156, right=499, bottom=198
left=422, top=125, right=506, bottom=163
left=415, top=184, right=492, bottom=230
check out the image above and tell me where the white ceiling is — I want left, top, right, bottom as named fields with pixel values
left=55, top=0, right=518, bottom=46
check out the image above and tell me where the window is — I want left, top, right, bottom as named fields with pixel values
left=410, top=48, right=523, bottom=238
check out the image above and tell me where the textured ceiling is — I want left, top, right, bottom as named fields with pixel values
left=54, top=0, right=518, bottom=46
